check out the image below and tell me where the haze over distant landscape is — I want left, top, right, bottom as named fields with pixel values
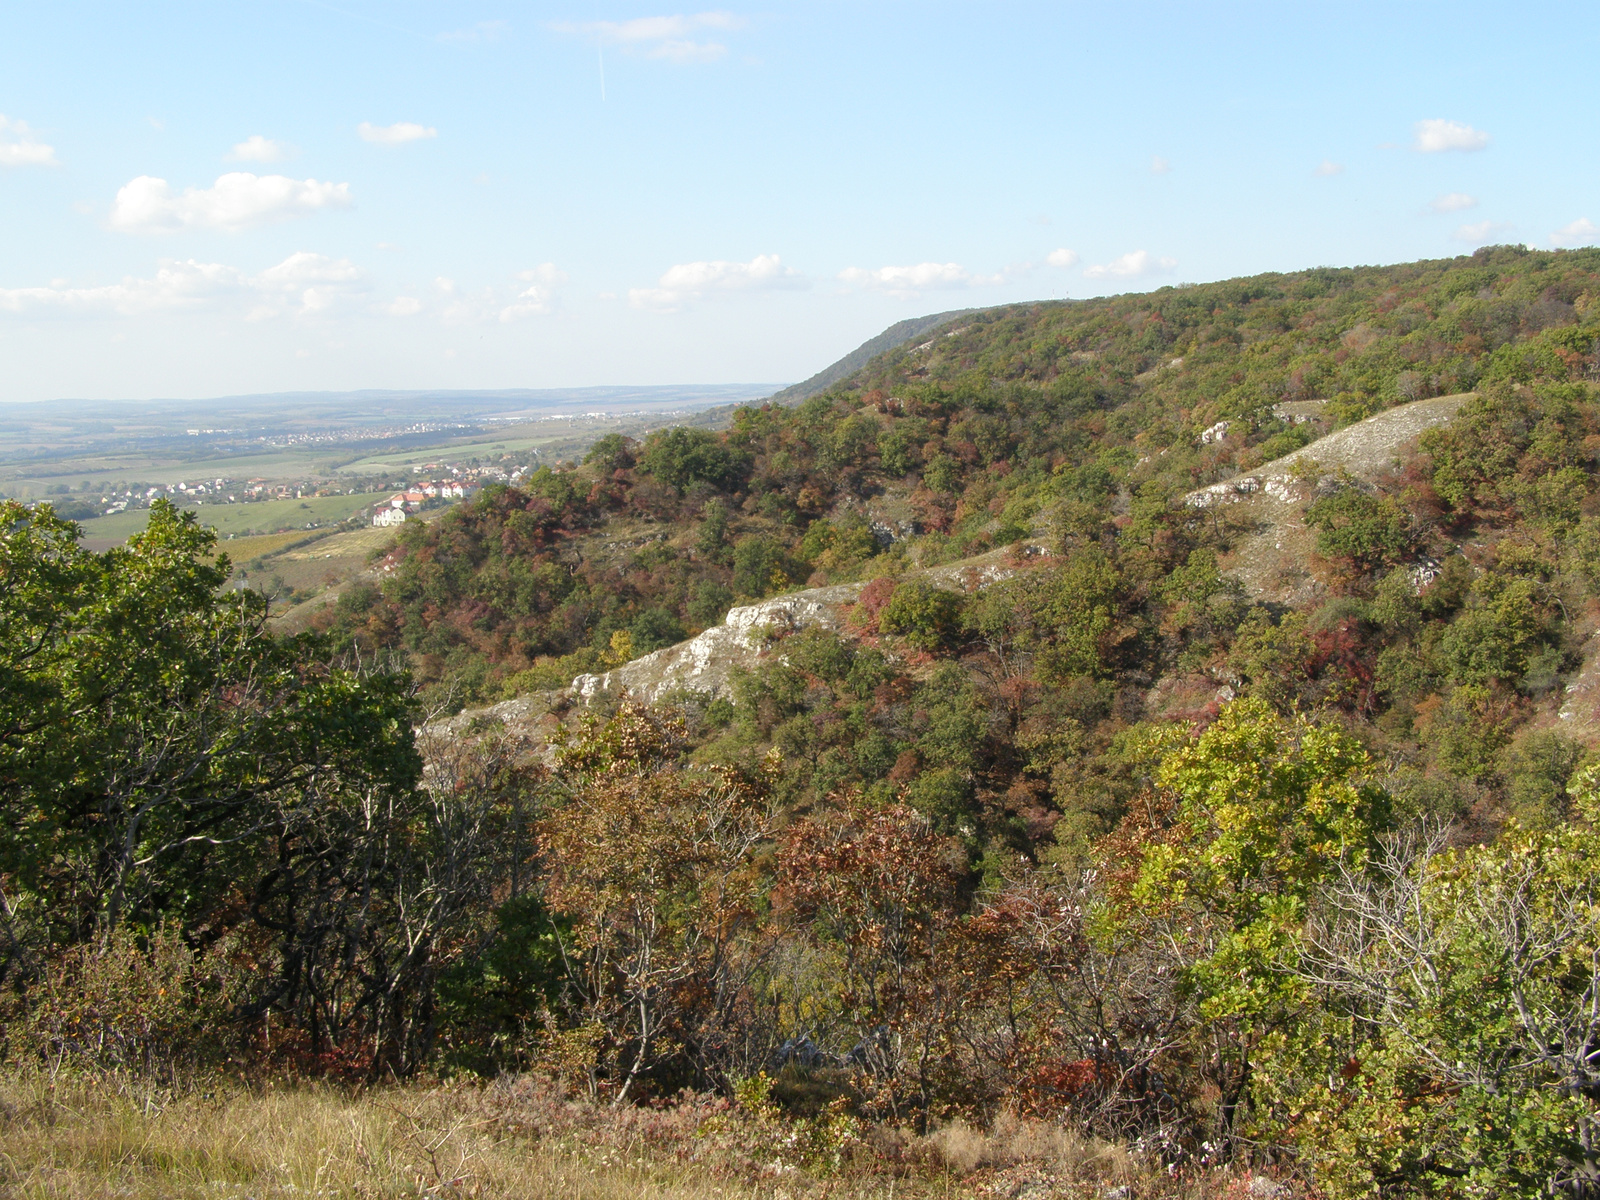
left=1, top=1, right=1596, bottom=403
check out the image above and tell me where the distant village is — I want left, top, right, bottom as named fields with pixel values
left=83, top=457, right=538, bottom=526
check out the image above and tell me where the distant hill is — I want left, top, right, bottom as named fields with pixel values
left=767, top=308, right=981, bottom=404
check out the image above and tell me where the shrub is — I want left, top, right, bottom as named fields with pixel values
left=878, top=579, right=962, bottom=650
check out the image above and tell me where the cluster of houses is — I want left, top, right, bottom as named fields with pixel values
left=371, top=480, right=468, bottom=527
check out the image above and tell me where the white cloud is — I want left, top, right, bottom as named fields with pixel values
left=0, top=115, right=59, bottom=167
left=226, top=135, right=292, bottom=163
left=836, top=261, right=1003, bottom=300
left=1082, top=250, right=1177, bottom=280
left=109, top=172, right=352, bottom=234
left=357, top=121, right=437, bottom=145
left=552, top=11, right=743, bottom=62
left=649, top=39, right=728, bottom=62
left=0, top=252, right=365, bottom=319
left=501, top=263, right=570, bottom=320
left=1452, top=219, right=1513, bottom=244
left=1550, top=218, right=1599, bottom=248
left=1150, top=155, right=1170, bottom=175
left=254, top=252, right=367, bottom=316
left=385, top=296, right=423, bottom=316
left=429, top=267, right=571, bottom=324
left=1046, top=248, right=1080, bottom=269
left=257, top=251, right=363, bottom=287
left=1313, top=159, right=1344, bottom=177
left=1413, top=119, right=1490, bottom=153
left=631, top=253, right=804, bottom=310
left=1430, top=192, right=1478, bottom=213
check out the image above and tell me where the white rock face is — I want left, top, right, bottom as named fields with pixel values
left=567, top=542, right=1050, bottom=707
left=570, top=583, right=867, bottom=705
left=1184, top=395, right=1469, bottom=512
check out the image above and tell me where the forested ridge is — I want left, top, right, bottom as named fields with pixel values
left=7, top=244, right=1600, bottom=1197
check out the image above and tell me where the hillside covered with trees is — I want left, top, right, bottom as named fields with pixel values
left=7, top=244, right=1600, bottom=1197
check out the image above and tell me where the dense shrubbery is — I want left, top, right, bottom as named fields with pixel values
left=7, top=248, right=1600, bottom=1194
left=309, top=247, right=1600, bottom=714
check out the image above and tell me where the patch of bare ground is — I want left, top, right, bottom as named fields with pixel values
left=1185, top=394, right=1471, bottom=603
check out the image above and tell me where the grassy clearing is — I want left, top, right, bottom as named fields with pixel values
left=218, top=530, right=332, bottom=561
left=0, top=1073, right=1234, bottom=1199
left=242, top=526, right=402, bottom=597
left=270, top=526, right=398, bottom=562
left=0, top=1076, right=750, bottom=1200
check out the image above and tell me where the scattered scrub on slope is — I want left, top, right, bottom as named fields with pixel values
left=5, top=247, right=1600, bottom=1196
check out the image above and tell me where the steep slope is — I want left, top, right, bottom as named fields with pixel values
left=767, top=308, right=979, bottom=404
left=1186, top=393, right=1471, bottom=602
left=327, top=247, right=1600, bottom=848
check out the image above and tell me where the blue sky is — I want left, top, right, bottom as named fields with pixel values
left=1, top=1, right=1595, bottom=404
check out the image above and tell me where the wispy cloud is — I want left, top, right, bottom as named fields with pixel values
left=552, top=11, right=745, bottom=62
left=1082, top=250, right=1176, bottom=281
left=631, top=253, right=803, bottom=310
left=430, top=266, right=571, bottom=323
left=0, top=252, right=366, bottom=319
left=1550, top=218, right=1599, bottom=248
left=109, top=173, right=352, bottom=234
left=1413, top=119, right=1490, bottom=153
left=226, top=135, right=293, bottom=163
left=1429, top=192, right=1477, bottom=213
left=1150, top=155, right=1170, bottom=175
left=1313, top=159, right=1343, bottom=177
left=0, top=115, right=59, bottom=167
left=1046, top=249, right=1080, bottom=269
left=357, top=121, right=437, bottom=145
left=836, top=261, right=1003, bottom=299
left=501, top=264, right=569, bottom=320
left=438, top=20, right=510, bottom=42
left=1452, top=219, right=1513, bottom=244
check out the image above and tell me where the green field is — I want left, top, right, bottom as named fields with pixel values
left=0, top=418, right=628, bottom=499
left=75, top=491, right=394, bottom=547
left=336, top=423, right=591, bottom=473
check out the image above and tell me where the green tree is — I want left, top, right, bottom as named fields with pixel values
left=1305, top=484, right=1414, bottom=578
left=1268, top=807, right=1600, bottom=1197
left=878, top=579, right=961, bottom=651
left=1123, top=699, right=1389, bottom=1143
left=638, top=428, right=749, bottom=494
left=0, top=500, right=519, bottom=1076
left=731, top=534, right=799, bottom=599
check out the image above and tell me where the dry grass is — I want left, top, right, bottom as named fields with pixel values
left=0, top=1074, right=776, bottom=1199
left=221, top=531, right=332, bottom=561
left=0, top=1072, right=1272, bottom=1199
left=926, top=1113, right=1138, bottom=1183
left=270, top=527, right=399, bottom=562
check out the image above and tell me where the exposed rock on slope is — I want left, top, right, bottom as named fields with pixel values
left=570, top=545, right=1035, bottom=706
left=1186, top=394, right=1470, bottom=603
left=572, top=584, right=865, bottom=705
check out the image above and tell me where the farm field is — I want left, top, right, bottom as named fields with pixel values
left=75, top=491, right=395, bottom=548
left=246, top=525, right=401, bottom=596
